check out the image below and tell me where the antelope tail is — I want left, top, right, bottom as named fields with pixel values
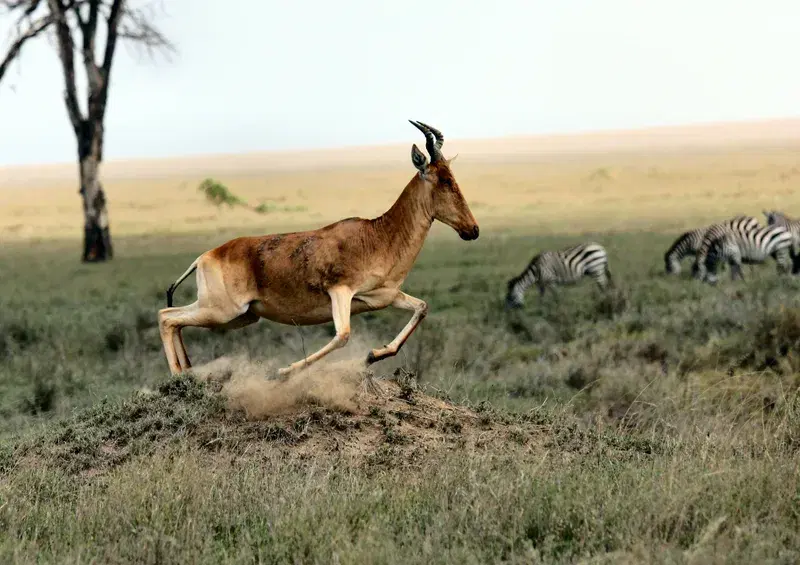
left=166, top=257, right=200, bottom=307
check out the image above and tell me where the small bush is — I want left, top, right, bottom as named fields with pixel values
left=736, top=306, right=800, bottom=372
left=253, top=202, right=276, bottom=214
left=253, top=201, right=309, bottom=214
left=23, top=377, right=58, bottom=415
left=198, top=178, right=247, bottom=208
left=594, top=285, right=630, bottom=319
left=104, top=325, right=126, bottom=352
left=0, top=321, right=40, bottom=358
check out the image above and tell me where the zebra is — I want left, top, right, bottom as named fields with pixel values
left=763, top=210, right=800, bottom=271
left=664, top=215, right=761, bottom=275
left=505, top=242, right=612, bottom=309
left=693, top=223, right=793, bottom=284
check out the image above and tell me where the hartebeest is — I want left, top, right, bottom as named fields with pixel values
left=158, top=121, right=480, bottom=377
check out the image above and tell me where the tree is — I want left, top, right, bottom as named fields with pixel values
left=0, top=0, right=173, bottom=262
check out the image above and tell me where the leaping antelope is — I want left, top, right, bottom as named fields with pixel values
left=158, top=121, right=480, bottom=377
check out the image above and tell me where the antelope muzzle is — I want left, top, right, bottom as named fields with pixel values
left=460, top=225, right=480, bottom=241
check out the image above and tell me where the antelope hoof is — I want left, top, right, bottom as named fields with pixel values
left=266, top=366, right=292, bottom=380
left=366, top=347, right=391, bottom=365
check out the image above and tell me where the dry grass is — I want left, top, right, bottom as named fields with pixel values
left=3, top=119, right=800, bottom=243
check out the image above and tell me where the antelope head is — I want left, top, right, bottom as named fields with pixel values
left=409, top=120, right=480, bottom=241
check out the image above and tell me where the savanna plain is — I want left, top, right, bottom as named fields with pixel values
left=2, top=123, right=800, bottom=564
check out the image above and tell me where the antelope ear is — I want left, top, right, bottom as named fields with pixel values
left=411, top=144, right=429, bottom=172
left=446, top=154, right=459, bottom=166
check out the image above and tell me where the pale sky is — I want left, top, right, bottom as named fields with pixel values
left=0, top=0, right=799, bottom=166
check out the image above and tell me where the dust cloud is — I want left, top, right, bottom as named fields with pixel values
left=189, top=338, right=389, bottom=418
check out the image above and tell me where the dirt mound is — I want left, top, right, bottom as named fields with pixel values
left=5, top=358, right=545, bottom=477
left=190, top=355, right=545, bottom=464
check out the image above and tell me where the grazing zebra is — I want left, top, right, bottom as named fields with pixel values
left=693, top=223, right=793, bottom=284
left=763, top=209, right=800, bottom=258
left=505, top=242, right=611, bottom=309
left=664, top=215, right=760, bottom=275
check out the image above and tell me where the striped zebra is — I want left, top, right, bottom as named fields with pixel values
left=693, top=223, right=793, bottom=284
left=763, top=210, right=800, bottom=257
left=664, top=215, right=760, bottom=275
left=505, top=242, right=611, bottom=309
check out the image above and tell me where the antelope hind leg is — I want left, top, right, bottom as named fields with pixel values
left=277, top=286, right=355, bottom=377
left=366, top=292, right=428, bottom=365
left=174, top=310, right=259, bottom=371
left=174, top=330, right=191, bottom=371
left=159, top=303, right=201, bottom=375
left=158, top=302, right=250, bottom=376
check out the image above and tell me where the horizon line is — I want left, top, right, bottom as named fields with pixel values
left=3, top=115, right=800, bottom=172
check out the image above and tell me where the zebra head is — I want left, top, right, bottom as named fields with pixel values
left=506, top=262, right=539, bottom=310
left=763, top=210, right=786, bottom=226
left=664, top=252, right=681, bottom=275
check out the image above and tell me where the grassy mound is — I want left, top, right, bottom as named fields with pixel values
left=3, top=368, right=556, bottom=478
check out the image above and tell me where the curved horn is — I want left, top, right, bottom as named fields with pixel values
left=416, top=121, right=443, bottom=151
left=409, top=120, right=444, bottom=162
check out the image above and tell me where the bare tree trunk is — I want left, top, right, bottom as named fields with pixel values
left=79, top=127, right=112, bottom=263
left=2, top=0, right=173, bottom=263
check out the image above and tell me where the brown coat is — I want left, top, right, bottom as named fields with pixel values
left=158, top=121, right=479, bottom=377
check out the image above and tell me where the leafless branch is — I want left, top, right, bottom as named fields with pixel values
left=117, top=1, right=175, bottom=61
left=76, top=0, right=100, bottom=89
left=99, top=0, right=120, bottom=74
left=0, top=0, right=40, bottom=14
left=46, top=0, right=83, bottom=131
left=2, top=0, right=174, bottom=127
left=0, top=12, right=52, bottom=82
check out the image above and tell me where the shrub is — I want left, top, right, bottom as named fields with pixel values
left=198, top=178, right=247, bottom=208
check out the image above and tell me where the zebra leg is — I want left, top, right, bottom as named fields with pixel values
left=775, top=248, right=791, bottom=275
left=724, top=242, right=742, bottom=282
left=786, top=248, right=800, bottom=275
left=727, top=255, right=745, bottom=281
left=704, top=255, right=721, bottom=284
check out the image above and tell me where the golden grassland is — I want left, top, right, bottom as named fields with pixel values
left=3, top=118, right=800, bottom=246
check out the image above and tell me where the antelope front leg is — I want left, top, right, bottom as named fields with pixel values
left=277, top=286, right=354, bottom=377
left=366, top=292, right=428, bottom=365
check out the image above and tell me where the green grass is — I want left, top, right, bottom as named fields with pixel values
left=1, top=228, right=799, bottom=564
